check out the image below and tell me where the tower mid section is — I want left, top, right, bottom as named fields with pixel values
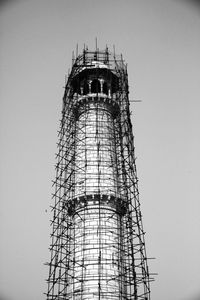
left=46, top=48, right=151, bottom=300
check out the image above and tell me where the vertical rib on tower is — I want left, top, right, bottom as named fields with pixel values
left=46, top=48, right=151, bottom=300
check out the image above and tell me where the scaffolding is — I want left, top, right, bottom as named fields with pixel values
left=46, top=48, right=152, bottom=300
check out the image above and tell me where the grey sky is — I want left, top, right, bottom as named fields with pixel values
left=0, top=1, right=200, bottom=299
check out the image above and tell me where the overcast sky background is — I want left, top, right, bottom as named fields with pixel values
left=0, top=0, right=200, bottom=299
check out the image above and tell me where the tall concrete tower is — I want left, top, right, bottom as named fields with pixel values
left=46, top=48, right=151, bottom=300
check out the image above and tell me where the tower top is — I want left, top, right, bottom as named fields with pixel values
left=70, top=47, right=127, bottom=79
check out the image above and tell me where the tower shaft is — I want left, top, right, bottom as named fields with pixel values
left=46, top=49, right=151, bottom=300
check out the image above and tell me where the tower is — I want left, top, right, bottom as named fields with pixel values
left=46, top=48, right=151, bottom=300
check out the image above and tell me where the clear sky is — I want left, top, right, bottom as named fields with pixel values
left=0, top=0, right=200, bottom=299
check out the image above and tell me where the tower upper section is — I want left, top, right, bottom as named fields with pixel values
left=66, top=49, right=127, bottom=98
left=64, top=48, right=129, bottom=122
